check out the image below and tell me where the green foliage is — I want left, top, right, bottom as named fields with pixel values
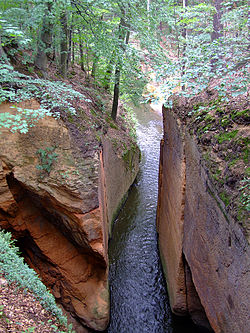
left=0, top=230, right=67, bottom=326
left=0, top=304, right=9, bottom=324
left=0, top=8, right=31, bottom=48
left=215, top=130, right=238, bottom=144
left=150, top=0, right=249, bottom=102
left=219, top=191, right=230, bottom=207
left=0, top=229, right=76, bottom=332
left=36, top=147, right=58, bottom=176
left=1, top=0, right=249, bottom=110
left=22, top=328, right=35, bottom=333
left=239, top=178, right=250, bottom=212
left=0, top=62, right=90, bottom=133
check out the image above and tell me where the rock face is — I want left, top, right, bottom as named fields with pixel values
left=157, top=106, right=250, bottom=333
left=0, top=100, right=139, bottom=331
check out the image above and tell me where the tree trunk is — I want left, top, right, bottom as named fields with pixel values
left=78, top=30, right=85, bottom=71
left=181, top=0, right=188, bottom=90
left=72, top=41, right=75, bottom=65
left=67, top=23, right=73, bottom=68
left=211, top=0, right=223, bottom=42
left=91, top=55, right=98, bottom=78
left=60, top=11, right=68, bottom=78
left=111, top=19, right=130, bottom=121
left=211, top=0, right=223, bottom=71
left=35, top=1, right=52, bottom=76
left=111, top=67, right=121, bottom=121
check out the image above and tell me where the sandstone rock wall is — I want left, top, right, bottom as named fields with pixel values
left=157, top=106, right=250, bottom=333
left=0, top=100, right=139, bottom=331
left=100, top=137, right=140, bottom=236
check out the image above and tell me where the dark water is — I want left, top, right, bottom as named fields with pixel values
left=107, top=105, right=203, bottom=333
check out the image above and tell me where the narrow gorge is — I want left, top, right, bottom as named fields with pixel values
left=1, top=94, right=249, bottom=333
left=1, top=1, right=249, bottom=332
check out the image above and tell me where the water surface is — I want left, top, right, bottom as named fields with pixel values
left=107, top=105, right=172, bottom=333
left=107, top=105, right=203, bottom=333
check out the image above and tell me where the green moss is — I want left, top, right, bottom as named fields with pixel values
left=216, top=106, right=224, bottom=114
left=242, top=148, right=249, bottom=164
left=207, top=186, right=230, bottom=223
left=212, top=168, right=221, bottom=181
left=110, top=122, right=118, bottom=129
left=231, top=109, right=249, bottom=120
left=220, top=115, right=230, bottom=127
left=228, top=158, right=240, bottom=168
left=95, top=133, right=102, bottom=142
left=204, top=114, right=214, bottom=122
left=219, top=191, right=230, bottom=207
left=90, top=109, right=97, bottom=116
left=67, top=114, right=74, bottom=123
left=245, top=167, right=250, bottom=177
left=105, top=116, right=118, bottom=130
left=203, top=151, right=210, bottom=162
left=201, top=123, right=213, bottom=132
left=239, top=178, right=250, bottom=212
left=194, top=102, right=205, bottom=110
left=216, top=130, right=238, bottom=144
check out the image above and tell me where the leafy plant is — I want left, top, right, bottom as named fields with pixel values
left=216, top=130, right=238, bottom=144
left=219, top=191, right=230, bottom=207
left=36, top=147, right=58, bottom=176
left=0, top=63, right=90, bottom=133
left=22, top=327, right=35, bottom=333
left=0, top=229, right=77, bottom=332
left=0, top=230, right=67, bottom=326
left=239, top=178, right=250, bottom=212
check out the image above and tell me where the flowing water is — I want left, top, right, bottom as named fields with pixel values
left=107, top=105, right=170, bottom=333
left=106, top=105, right=200, bottom=333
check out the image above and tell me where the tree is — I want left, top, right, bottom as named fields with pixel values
left=59, top=9, right=68, bottom=77
left=0, top=0, right=248, bottom=122
left=35, top=1, right=53, bottom=76
left=111, top=15, right=130, bottom=121
left=149, top=0, right=249, bottom=101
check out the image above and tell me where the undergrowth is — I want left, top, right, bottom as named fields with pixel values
left=187, top=94, right=250, bottom=230
left=0, top=230, right=75, bottom=333
left=0, top=62, right=91, bottom=133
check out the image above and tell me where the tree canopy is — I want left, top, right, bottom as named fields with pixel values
left=0, top=0, right=249, bottom=125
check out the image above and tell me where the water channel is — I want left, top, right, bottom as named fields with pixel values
left=106, top=105, right=202, bottom=333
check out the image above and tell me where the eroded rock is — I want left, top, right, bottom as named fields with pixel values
left=0, top=100, right=140, bottom=331
left=157, top=106, right=250, bottom=333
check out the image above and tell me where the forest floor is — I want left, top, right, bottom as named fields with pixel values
left=0, top=273, right=68, bottom=333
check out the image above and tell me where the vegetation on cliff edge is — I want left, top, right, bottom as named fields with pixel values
left=169, top=89, right=249, bottom=239
left=0, top=230, right=75, bottom=333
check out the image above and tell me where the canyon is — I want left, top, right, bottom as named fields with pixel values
left=0, top=95, right=249, bottom=333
